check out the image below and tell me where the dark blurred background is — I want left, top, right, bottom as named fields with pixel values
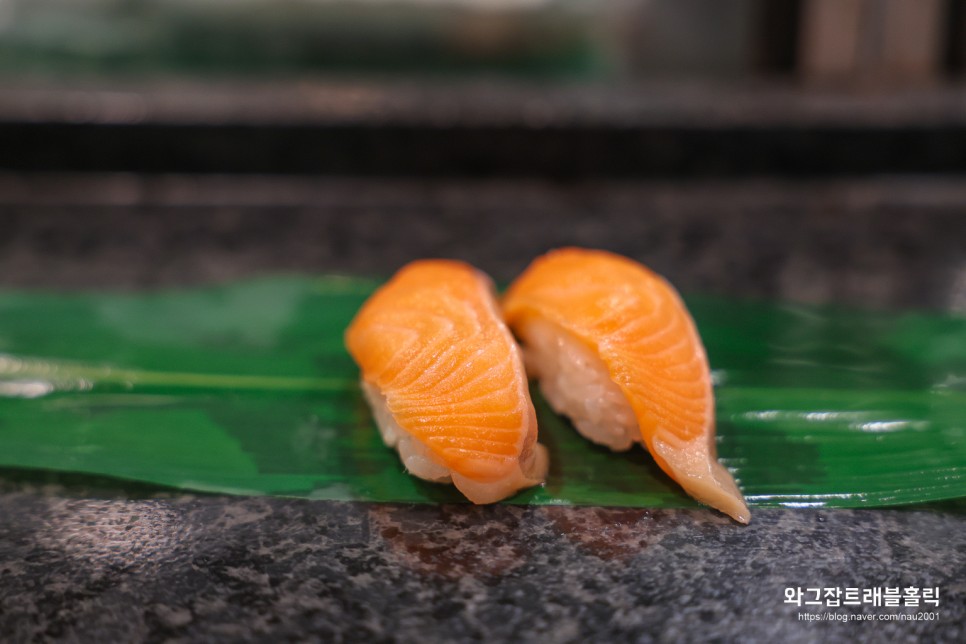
left=0, top=0, right=960, bottom=81
left=1, top=0, right=965, bottom=311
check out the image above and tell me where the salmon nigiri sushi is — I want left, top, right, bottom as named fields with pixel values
left=503, top=248, right=750, bottom=523
left=345, top=260, right=549, bottom=504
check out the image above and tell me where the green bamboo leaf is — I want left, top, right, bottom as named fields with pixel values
left=0, top=276, right=964, bottom=509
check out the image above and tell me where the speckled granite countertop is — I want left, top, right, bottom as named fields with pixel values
left=3, top=484, right=964, bottom=643
left=1, top=175, right=964, bottom=642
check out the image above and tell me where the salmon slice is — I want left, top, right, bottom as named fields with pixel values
left=345, top=260, right=548, bottom=504
left=503, top=248, right=750, bottom=523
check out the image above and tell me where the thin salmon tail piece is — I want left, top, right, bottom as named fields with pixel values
left=345, top=260, right=548, bottom=504
left=503, top=248, right=750, bottom=524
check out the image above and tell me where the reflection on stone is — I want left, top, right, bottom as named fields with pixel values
left=370, top=504, right=532, bottom=580
left=543, top=506, right=686, bottom=562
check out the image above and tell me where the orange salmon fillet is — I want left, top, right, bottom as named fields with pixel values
left=345, top=260, right=546, bottom=503
left=504, top=248, right=750, bottom=523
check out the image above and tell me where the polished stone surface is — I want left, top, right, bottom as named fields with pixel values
left=1, top=175, right=964, bottom=642
left=2, top=174, right=966, bottom=311
left=1, top=481, right=963, bottom=643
